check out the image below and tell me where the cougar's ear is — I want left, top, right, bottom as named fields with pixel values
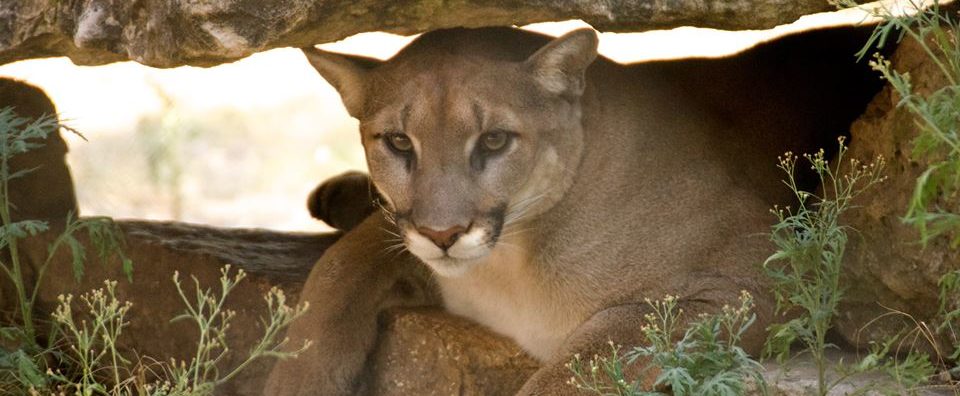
left=302, top=47, right=382, bottom=118
left=524, top=28, right=598, bottom=98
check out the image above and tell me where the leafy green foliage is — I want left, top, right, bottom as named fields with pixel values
left=939, top=270, right=960, bottom=362
left=0, top=106, right=59, bottom=342
left=47, top=213, right=134, bottom=282
left=0, top=348, right=48, bottom=391
left=0, top=107, right=59, bottom=163
left=568, top=293, right=764, bottom=395
left=0, top=220, right=49, bottom=241
left=846, top=0, right=960, bottom=246
left=763, top=138, right=886, bottom=395
left=0, top=107, right=131, bottom=346
left=763, top=139, right=951, bottom=393
left=0, top=105, right=135, bottom=393
left=872, top=337, right=936, bottom=394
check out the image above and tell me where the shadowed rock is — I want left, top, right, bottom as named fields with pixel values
left=0, top=78, right=77, bottom=223
left=839, top=32, right=960, bottom=358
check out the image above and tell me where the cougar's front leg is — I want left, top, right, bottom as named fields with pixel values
left=265, top=213, right=438, bottom=396
left=517, top=291, right=772, bottom=396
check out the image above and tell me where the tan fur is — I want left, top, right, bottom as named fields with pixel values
left=267, top=26, right=882, bottom=395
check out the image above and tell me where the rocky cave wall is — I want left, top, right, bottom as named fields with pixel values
left=840, top=34, right=960, bottom=352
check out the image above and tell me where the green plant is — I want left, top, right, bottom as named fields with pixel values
left=45, top=266, right=310, bottom=395
left=847, top=335, right=936, bottom=395
left=762, top=138, right=886, bottom=396
left=166, top=266, right=311, bottom=393
left=846, top=0, right=960, bottom=246
left=825, top=0, right=960, bottom=391
left=0, top=107, right=132, bottom=346
left=939, top=270, right=960, bottom=373
left=0, top=106, right=132, bottom=393
left=48, top=280, right=132, bottom=393
left=567, top=292, right=764, bottom=396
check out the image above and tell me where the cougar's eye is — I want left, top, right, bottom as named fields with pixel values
left=385, top=133, right=413, bottom=153
left=480, top=131, right=510, bottom=152
left=470, top=130, right=514, bottom=171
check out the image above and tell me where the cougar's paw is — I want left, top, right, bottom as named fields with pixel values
left=307, top=171, right=379, bottom=231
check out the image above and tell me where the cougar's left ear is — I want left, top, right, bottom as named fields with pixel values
left=524, top=28, right=599, bottom=98
left=302, top=47, right=382, bottom=118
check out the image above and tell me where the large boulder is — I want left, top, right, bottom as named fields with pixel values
left=0, top=0, right=835, bottom=68
left=839, top=33, right=960, bottom=354
left=365, top=308, right=538, bottom=396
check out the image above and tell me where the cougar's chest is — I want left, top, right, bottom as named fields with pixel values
left=437, top=246, right=586, bottom=362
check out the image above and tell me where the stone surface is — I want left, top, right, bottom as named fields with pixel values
left=0, top=0, right=835, bottom=68
left=365, top=308, right=538, bottom=396
left=758, top=351, right=956, bottom=395
left=838, top=32, right=960, bottom=356
left=0, top=78, right=77, bottom=223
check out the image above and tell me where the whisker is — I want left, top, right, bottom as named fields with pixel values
left=504, top=197, right=544, bottom=226
left=503, top=159, right=578, bottom=226
left=379, top=226, right=403, bottom=240
left=383, top=244, right=405, bottom=253
left=382, top=242, right=409, bottom=258
left=383, top=237, right=404, bottom=245
left=499, top=229, right=531, bottom=240
left=372, top=197, right=399, bottom=226
left=495, top=241, right=523, bottom=252
left=500, top=223, right=532, bottom=236
left=503, top=189, right=554, bottom=226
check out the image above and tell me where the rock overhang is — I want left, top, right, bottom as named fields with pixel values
left=0, top=0, right=836, bottom=68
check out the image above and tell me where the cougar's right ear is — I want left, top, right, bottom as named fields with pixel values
left=302, top=47, right=382, bottom=118
left=524, top=28, right=598, bottom=98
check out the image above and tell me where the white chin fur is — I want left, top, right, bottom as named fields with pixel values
left=406, top=228, right=492, bottom=277
left=424, top=257, right=483, bottom=278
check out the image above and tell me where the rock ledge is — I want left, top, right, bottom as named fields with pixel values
left=0, top=0, right=833, bottom=68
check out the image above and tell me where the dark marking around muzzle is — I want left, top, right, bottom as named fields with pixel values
left=487, top=203, right=508, bottom=245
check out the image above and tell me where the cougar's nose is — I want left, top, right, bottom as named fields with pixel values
left=416, top=225, right=467, bottom=250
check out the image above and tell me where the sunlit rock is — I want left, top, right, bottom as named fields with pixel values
left=0, top=0, right=833, bottom=67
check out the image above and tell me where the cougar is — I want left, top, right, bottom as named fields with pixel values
left=266, top=25, right=882, bottom=395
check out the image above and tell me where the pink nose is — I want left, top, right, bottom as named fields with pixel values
left=416, top=225, right=467, bottom=250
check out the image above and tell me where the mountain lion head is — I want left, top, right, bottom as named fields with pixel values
left=303, top=28, right=598, bottom=277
